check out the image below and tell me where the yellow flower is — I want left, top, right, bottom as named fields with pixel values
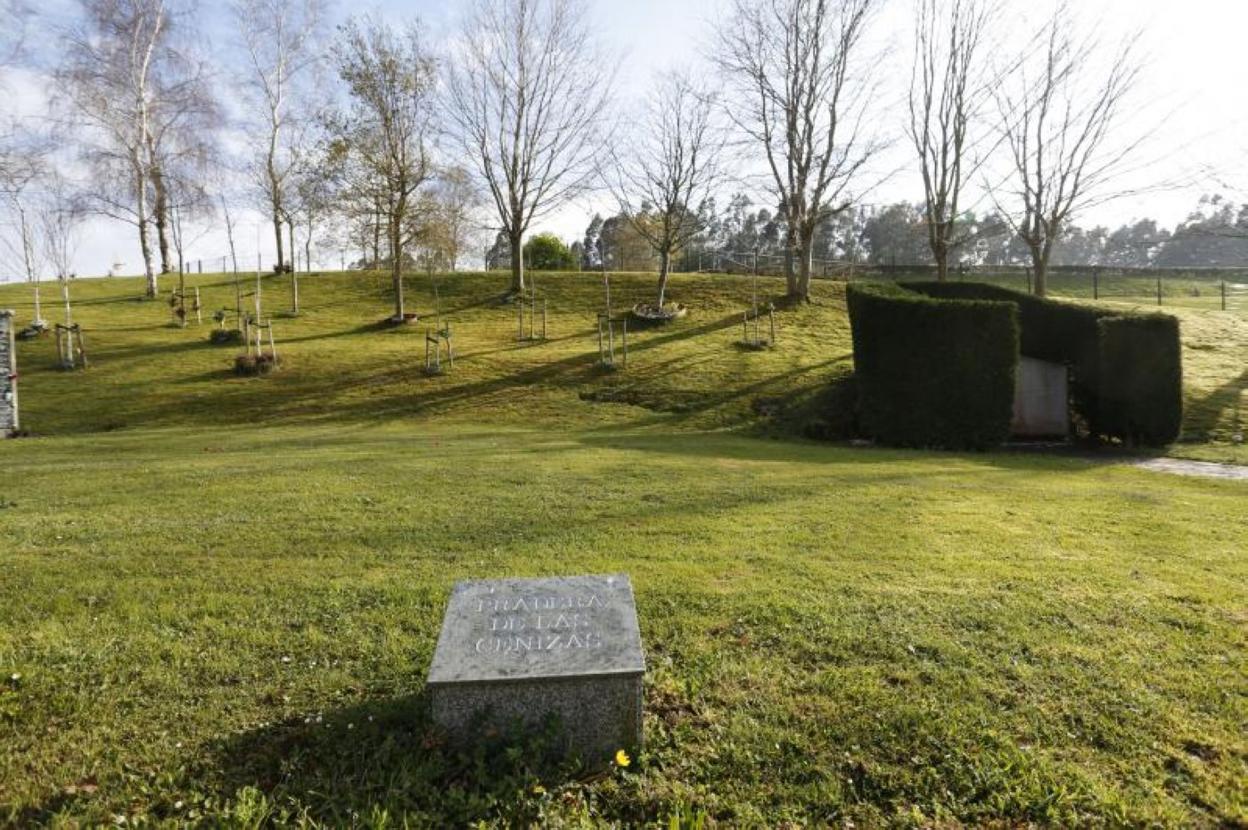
left=615, top=749, right=631, bottom=768
left=531, top=784, right=546, bottom=796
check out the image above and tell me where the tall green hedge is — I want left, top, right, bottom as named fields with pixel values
left=846, top=283, right=1019, bottom=449
left=899, top=281, right=1183, bottom=446
left=1098, top=315, right=1184, bottom=446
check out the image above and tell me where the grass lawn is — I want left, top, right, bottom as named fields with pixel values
left=0, top=270, right=1245, bottom=826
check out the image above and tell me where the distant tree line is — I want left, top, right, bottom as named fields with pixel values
left=493, top=192, right=1248, bottom=274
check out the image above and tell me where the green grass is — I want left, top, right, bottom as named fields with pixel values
left=0, top=270, right=1245, bottom=826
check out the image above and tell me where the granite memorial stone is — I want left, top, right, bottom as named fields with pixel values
left=0, top=311, right=17, bottom=437
left=1011, top=356, right=1069, bottom=438
left=427, top=574, right=644, bottom=764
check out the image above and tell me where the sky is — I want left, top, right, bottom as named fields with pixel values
left=1, top=0, right=1246, bottom=281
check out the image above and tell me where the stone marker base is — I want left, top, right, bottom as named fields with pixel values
left=430, top=672, right=642, bottom=765
left=426, top=574, right=646, bottom=769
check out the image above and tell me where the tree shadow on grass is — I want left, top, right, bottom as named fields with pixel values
left=200, top=692, right=584, bottom=827
left=1183, top=369, right=1247, bottom=439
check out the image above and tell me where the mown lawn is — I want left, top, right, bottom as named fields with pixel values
left=0, top=424, right=1245, bottom=826
left=0, top=270, right=1245, bottom=826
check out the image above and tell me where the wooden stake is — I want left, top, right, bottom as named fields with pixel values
left=75, top=326, right=88, bottom=369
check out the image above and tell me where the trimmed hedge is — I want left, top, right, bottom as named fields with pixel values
left=1098, top=314, right=1184, bottom=446
left=846, top=283, right=1019, bottom=449
left=898, top=281, right=1183, bottom=446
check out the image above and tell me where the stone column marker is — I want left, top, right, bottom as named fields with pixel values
left=427, top=574, right=645, bottom=765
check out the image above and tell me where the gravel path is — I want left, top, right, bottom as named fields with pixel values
left=1134, top=458, right=1248, bottom=481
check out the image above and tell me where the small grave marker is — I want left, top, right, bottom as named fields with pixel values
left=427, top=574, right=645, bottom=765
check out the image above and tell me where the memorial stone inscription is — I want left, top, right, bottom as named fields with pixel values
left=0, top=311, right=16, bottom=437
left=427, top=574, right=644, bottom=764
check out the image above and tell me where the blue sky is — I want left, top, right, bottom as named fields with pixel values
left=2, top=0, right=1245, bottom=279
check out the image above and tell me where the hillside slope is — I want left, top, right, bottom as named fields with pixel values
left=0, top=269, right=1243, bottom=458
left=0, top=270, right=853, bottom=436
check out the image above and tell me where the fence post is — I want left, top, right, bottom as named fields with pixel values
left=1157, top=276, right=1162, bottom=307
left=1093, top=271, right=1098, bottom=300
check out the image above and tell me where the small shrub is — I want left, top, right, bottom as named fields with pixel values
left=209, top=329, right=244, bottom=346
left=234, top=353, right=279, bottom=376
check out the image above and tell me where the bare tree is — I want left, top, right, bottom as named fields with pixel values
left=233, top=0, right=325, bottom=274
left=40, top=174, right=82, bottom=326
left=0, top=140, right=49, bottom=327
left=330, top=16, right=436, bottom=322
left=413, top=166, right=483, bottom=272
left=0, top=0, right=30, bottom=70
left=992, top=4, right=1144, bottom=297
left=445, top=0, right=614, bottom=294
left=715, top=0, right=883, bottom=302
left=607, top=73, right=723, bottom=310
left=908, top=0, right=998, bottom=281
left=146, top=49, right=219, bottom=276
left=57, top=0, right=185, bottom=297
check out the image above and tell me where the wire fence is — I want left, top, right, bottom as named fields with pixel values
left=620, top=249, right=1248, bottom=315
left=7, top=245, right=1248, bottom=318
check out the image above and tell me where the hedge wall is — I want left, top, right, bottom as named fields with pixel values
left=1098, top=314, right=1184, bottom=446
left=846, top=283, right=1019, bottom=449
left=900, top=281, right=1183, bottom=446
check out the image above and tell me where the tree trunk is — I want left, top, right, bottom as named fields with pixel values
left=657, top=249, right=671, bottom=308
left=272, top=210, right=285, bottom=273
left=1030, top=244, right=1049, bottom=297
left=934, top=238, right=949, bottom=282
left=150, top=163, right=172, bottom=274
left=391, top=223, right=405, bottom=321
left=135, top=160, right=157, bottom=298
left=61, top=279, right=72, bottom=327
left=371, top=212, right=381, bottom=266
left=509, top=229, right=525, bottom=294
left=287, top=219, right=297, bottom=274
left=784, top=224, right=800, bottom=298
left=796, top=228, right=816, bottom=301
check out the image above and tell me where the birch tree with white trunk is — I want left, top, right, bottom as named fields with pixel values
left=57, top=0, right=172, bottom=297
left=233, top=0, right=325, bottom=274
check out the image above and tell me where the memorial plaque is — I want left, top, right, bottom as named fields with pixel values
left=0, top=311, right=16, bottom=437
left=427, top=574, right=644, bottom=764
